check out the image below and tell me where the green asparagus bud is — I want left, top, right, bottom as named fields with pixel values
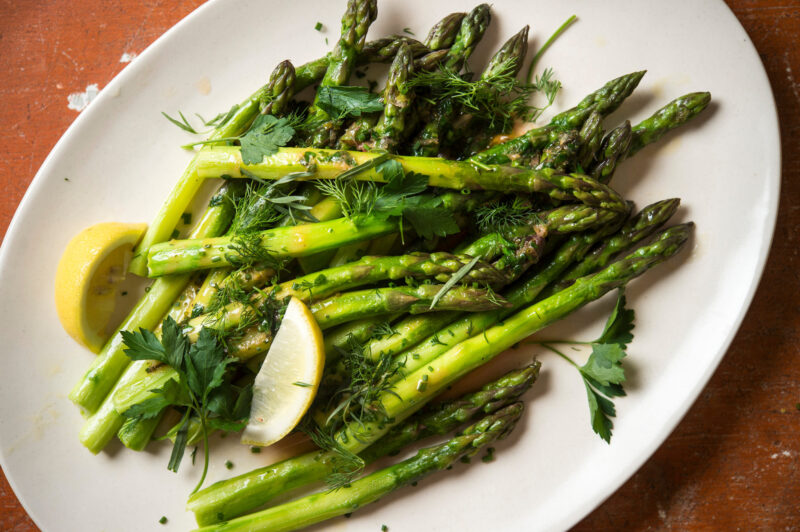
left=307, top=0, right=379, bottom=146
left=259, top=60, right=295, bottom=116
left=445, top=4, right=492, bottom=70
left=483, top=25, right=529, bottom=79
left=424, top=12, right=467, bottom=50
left=590, top=121, right=633, bottom=183
left=372, top=42, right=415, bottom=152
left=414, top=49, right=450, bottom=71
left=535, top=130, right=581, bottom=171
left=629, top=91, right=712, bottom=156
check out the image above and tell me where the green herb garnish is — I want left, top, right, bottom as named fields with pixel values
left=120, top=317, right=251, bottom=493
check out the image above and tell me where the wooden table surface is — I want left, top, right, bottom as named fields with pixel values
left=1, top=1, right=798, bottom=530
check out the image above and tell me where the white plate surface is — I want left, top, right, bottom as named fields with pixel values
left=0, top=1, right=779, bottom=531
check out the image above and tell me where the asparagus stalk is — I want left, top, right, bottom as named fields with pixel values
left=310, top=284, right=510, bottom=329
left=190, top=146, right=628, bottom=212
left=69, top=183, right=243, bottom=416
left=187, top=223, right=692, bottom=524
left=306, top=0, right=378, bottom=147
left=370, top=42, right=415, bottom=151
left=147, top=213, right=398, bottom=276
left=128, top=60, right=296, bottom=276
left=193, top=404, right=523, bottom=532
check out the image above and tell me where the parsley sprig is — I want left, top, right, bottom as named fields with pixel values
left=315, top=157, right=459, bottom=240
left=538, top=289, right=634, bottom=442
left=120, top=318, right=251, bottom=493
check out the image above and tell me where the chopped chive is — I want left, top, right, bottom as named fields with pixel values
left=314, top=22, right=323, bottom=31
left=293, top=381, right=312, bottom=388
left=250, top=446, right=261, bottom=454
left=159, top=516, right=168, bottom=524
left=225, top=460, right=234, bottom=469
left=402, top=27, right=414, bottom=35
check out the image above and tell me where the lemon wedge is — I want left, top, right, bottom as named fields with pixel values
left=55, top=222, right=147, bottom=353
left=242, top=297, right=324, bottom=447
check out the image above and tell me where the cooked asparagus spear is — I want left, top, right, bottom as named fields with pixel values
left=190, top=145, right=628, bottom=210
left=305, top=0, right=378, bottom=147
left=193, top=404, right=523, bottom=532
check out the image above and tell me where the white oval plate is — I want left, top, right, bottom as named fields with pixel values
left=0, top=1, right=779, bottom=531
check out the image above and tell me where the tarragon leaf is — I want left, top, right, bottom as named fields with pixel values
left=429, top=256, right=480, bottom=310
left=168, top=415, right=191, bottom=472
left=316, top=86, right=384, bottom=119
left=240, top=114, right=295, bottom=165
left=162, top=111, right=200, bottom=134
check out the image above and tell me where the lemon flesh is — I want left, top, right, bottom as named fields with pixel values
left=242, top=297, right=324, bottom=447
left=55, top=222, right=147, bottom=353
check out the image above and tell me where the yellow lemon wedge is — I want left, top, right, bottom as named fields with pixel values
left=242, top=297, right=324, bottom=447
left=55, top=222, right=147, bottom=353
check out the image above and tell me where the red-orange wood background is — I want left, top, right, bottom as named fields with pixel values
left=1, top=1, right=798, bottom=530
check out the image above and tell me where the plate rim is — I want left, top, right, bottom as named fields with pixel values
left=0, top=1, right=782, bottom=530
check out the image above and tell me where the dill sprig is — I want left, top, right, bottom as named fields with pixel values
left=408, top=60, right=561, bottom=130
left=298, top=418, right=365, bottom=490
left=475, top=196, right=540, bottom=234
left=326, top=334, right=403, bottom=433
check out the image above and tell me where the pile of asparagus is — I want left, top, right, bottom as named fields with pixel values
left=67, top=0, right=710, bottom=529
